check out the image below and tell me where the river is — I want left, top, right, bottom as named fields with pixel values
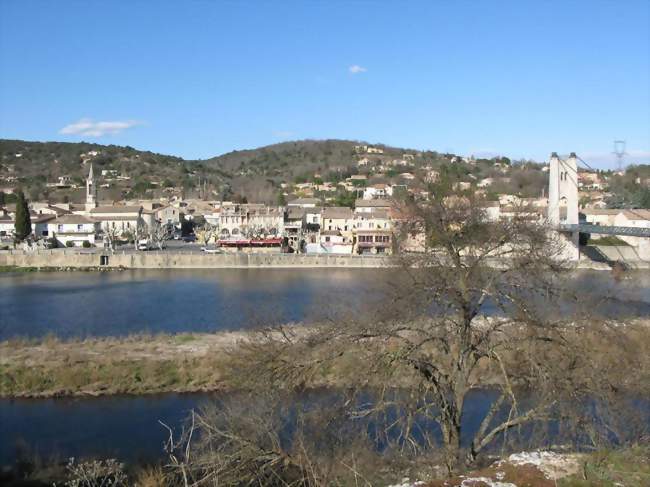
left=1, top=268, right=650, bottom=466
left=1, top=268, right=649, bottom=340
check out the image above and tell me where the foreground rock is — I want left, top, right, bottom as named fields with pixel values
left=412, top=451, right=582, bottom=487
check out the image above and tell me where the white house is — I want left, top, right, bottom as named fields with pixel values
left=477, top=177, right=494, bottom=188
left=583, top=208, right=620, bottom=227
left=89, top=206, right=144, bottom=236
left=305, top=230, right=353, bottom=254
left=0, top=211, right=55, bottom=240
left=362, top=183, right=392, bottom=200
left=613, top=210, right=650, bottom=247
left=48, top=214, right=97, bottom=247
left=0, top=211, right=13, bottom=240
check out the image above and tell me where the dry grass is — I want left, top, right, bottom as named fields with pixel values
left=2, top=318, right=649, bottom=398
left=0, top=331, right=250, bottom=397
left=132, top=465, right=167, bottom=487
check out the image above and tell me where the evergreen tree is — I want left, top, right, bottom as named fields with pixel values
left=14, top=190, right=32, bottom=241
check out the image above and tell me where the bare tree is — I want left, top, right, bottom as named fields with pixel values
left=148, top=223, right=169, bottom=251
left=196, top=222, right=217, bottom=246
left=103, top=226, right=120, bottom=252
left=243, top=224, right=265, bottom=239
left=160, top=394, right=394, bottom=487
left=220, top=194, right=646, bottom=476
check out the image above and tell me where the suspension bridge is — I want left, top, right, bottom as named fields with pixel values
left=548, top=152, right=649, bottom=261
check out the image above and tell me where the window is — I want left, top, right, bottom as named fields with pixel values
left=58, top=224, right=63, bottom=232
left=375, top=235, right=390, bottom=243
left=77, top=224, right=83, bottom=231
left=325, top=236, right=330, bottom=242
left=42, top=230, right=48, bottom=236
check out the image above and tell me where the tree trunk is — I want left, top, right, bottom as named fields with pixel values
left=441, top=414, right=462, bottom=475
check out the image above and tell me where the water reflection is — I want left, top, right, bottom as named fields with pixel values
left=0, top=269, right=648, bottom=340
left=2, top=389, right=647, bottom=466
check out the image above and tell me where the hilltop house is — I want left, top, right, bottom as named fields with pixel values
left=362, top=183, right=392, bottom=200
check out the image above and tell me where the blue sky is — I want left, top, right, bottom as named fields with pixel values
left=1, top=1, right=648, bottom=168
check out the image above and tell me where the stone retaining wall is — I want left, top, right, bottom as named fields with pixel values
left=0, top=250, right=392, bottom=269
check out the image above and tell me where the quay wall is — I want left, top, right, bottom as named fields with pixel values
left=1, top=246, right=647, bottom=270
left=0, top=250, right=393, bottom=269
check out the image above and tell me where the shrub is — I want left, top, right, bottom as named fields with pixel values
left=64, top=458, right=127, bottom=487
left=65, top=241, right=75, bottom=248
left=82, top=240, right=91, bottom=248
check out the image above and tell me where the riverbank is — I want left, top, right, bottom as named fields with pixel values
left=1, top=248, right=648, bottom=270
left=0, top=331, right=249, bottom=397
left=3, top=319, right=650, bottom=398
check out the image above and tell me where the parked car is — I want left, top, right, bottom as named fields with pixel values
left=182, top=234, right=196, bottom=243
left=137, top=239, right=152, bottom=251
left=201, top=246, right=223, bottom=254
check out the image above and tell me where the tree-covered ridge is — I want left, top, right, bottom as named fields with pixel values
left=0, top=139, right=227, bottom=202
left=2, top=138, right=649, bottom=208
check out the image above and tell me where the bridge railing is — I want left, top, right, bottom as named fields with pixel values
left=559, top=223, right=650, bottom=238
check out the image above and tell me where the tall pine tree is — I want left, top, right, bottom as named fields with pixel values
left=14, top=190, right=32, bottom=241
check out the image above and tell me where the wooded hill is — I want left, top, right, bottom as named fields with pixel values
left=0, top=139, right=452, bottom=203
left=0, top=138, right=559, bottom=205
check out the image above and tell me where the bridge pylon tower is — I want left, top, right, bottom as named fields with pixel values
left=547, top=152, right=579, bottom=227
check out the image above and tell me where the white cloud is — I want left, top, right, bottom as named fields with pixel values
left=59, top=118, right=141, bottom=137
left=348, top=65, right=367, bottom=74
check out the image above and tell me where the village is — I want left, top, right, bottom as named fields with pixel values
left=1, top=144, right=649, bottom=258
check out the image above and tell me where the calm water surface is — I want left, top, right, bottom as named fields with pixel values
left=0, top=269, right=389, bottom=339
left=1, top=268, right=649, bottom=466
left=1, top=268, right=649, bottom=340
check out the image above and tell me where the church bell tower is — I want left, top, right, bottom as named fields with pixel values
left=85, top=163, right=97, bottom=212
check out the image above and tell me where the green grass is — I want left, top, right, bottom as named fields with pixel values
left=173, top=333, right=197, bottom=344
left=589, top=236, right=630, bottom=246
left=560, top=445, right=650, bottom=486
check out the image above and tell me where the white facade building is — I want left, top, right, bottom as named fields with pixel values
left=48, top=215, right=97, bottom=247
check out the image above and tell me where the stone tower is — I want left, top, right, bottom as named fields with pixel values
left=547, top=152, right=579, bottom=226
left=85, top=163, right=97, bottom=212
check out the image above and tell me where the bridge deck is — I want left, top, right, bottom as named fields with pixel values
left=559, top=223, right=650, bottom=238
